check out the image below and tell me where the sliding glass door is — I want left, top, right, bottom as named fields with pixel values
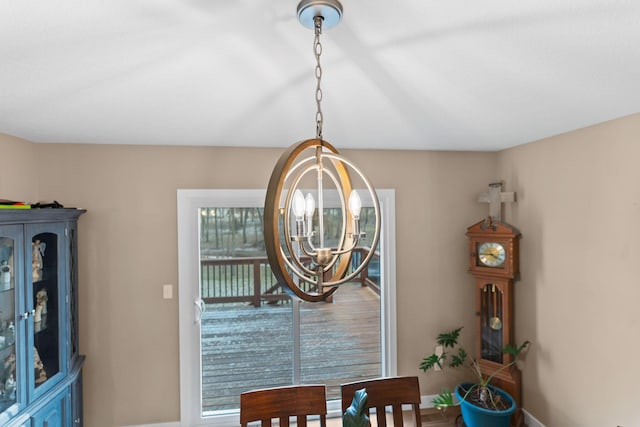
left=178, top=189, right=396, bottom=426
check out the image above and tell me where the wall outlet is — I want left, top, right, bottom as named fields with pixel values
left=163, top=284, right=173, bottom=299
left=434, top=345, right=443, bottom=371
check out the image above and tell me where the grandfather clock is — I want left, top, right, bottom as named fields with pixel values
left=467, top=216, right=523, bottom=426
left=470, top=182, right=524, bottom=425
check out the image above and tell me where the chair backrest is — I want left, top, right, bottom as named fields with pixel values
left=341, top=376, right=422, bottom=427
left=240, top=384, right=327, bottom=427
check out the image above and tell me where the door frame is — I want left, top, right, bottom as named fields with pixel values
left=177, top=189, right=396, bottom=426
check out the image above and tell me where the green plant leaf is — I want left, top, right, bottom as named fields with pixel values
left=449, top=348, right=467, bottom=368
left=432, top=389, right=456, bottom=408
left=436, top=327, right=463, bottom=348
left=504, top=340, right=530, bottom=358
left=419, top=353, right=443, bottom=372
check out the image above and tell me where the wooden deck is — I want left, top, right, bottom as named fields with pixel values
left=200, top=283, right=381, bottom=414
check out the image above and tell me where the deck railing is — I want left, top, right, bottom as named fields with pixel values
left=200, top=247, right=379, bottom=306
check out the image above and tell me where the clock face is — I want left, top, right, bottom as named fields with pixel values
left=477, top=242, right=506, bottom=267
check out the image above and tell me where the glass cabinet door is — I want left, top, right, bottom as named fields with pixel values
left=27, top=224, right=67, bottom=399
left=0, top=225, right=25, bottom=418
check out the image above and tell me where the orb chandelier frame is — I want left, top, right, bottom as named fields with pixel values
left=263, top=0, right=381, bottom=302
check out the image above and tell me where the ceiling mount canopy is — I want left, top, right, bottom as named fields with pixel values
left=263, top=0, right=381, bottom=303
left=297, top=0, right=343, bottom=30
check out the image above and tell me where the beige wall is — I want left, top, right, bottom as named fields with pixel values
left=497, top=113, right=640, bottom=427
left=6, top=140, right=491, bottom=426
left=0, top=133, right=38, bottom=201
left=2, top=113, right=638, bottom=427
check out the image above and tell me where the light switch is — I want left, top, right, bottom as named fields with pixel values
left=163, top=284, right=173, bottom=299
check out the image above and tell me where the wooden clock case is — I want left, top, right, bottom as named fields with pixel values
left=466, top=217, right=523, bottom=421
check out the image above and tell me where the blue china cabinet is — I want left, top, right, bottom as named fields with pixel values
left=0, top=209, right=85, bottom=427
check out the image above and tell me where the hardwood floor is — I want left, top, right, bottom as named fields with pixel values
left=420, top=407, right=462, bottom=426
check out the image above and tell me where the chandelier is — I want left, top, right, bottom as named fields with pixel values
left=264, top=0, right=381, bottom=302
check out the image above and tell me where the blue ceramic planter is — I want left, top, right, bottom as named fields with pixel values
left=454, top=383, right=516, bottom=427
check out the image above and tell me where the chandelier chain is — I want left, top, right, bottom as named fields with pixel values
left=314, top=16, right=323, bottom=140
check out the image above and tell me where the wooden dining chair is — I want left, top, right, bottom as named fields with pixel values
left=240, top=384, right=327, bottom=427
left=341, top=376, right=422, bottom=427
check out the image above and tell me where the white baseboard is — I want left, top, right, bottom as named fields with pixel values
left=420, top=393, right=440, bottom=408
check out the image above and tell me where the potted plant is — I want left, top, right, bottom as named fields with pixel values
left=419, top=327, right=529, bottom=427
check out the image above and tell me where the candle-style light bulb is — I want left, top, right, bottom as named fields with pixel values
left=348, top=190, right=362, bottom=219
left=292, top=190, right=306, bottom=220
left=305, top=193, right=316, bottom=218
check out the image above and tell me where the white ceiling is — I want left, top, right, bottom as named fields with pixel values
left=1, top=1, right=639, bottom=151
